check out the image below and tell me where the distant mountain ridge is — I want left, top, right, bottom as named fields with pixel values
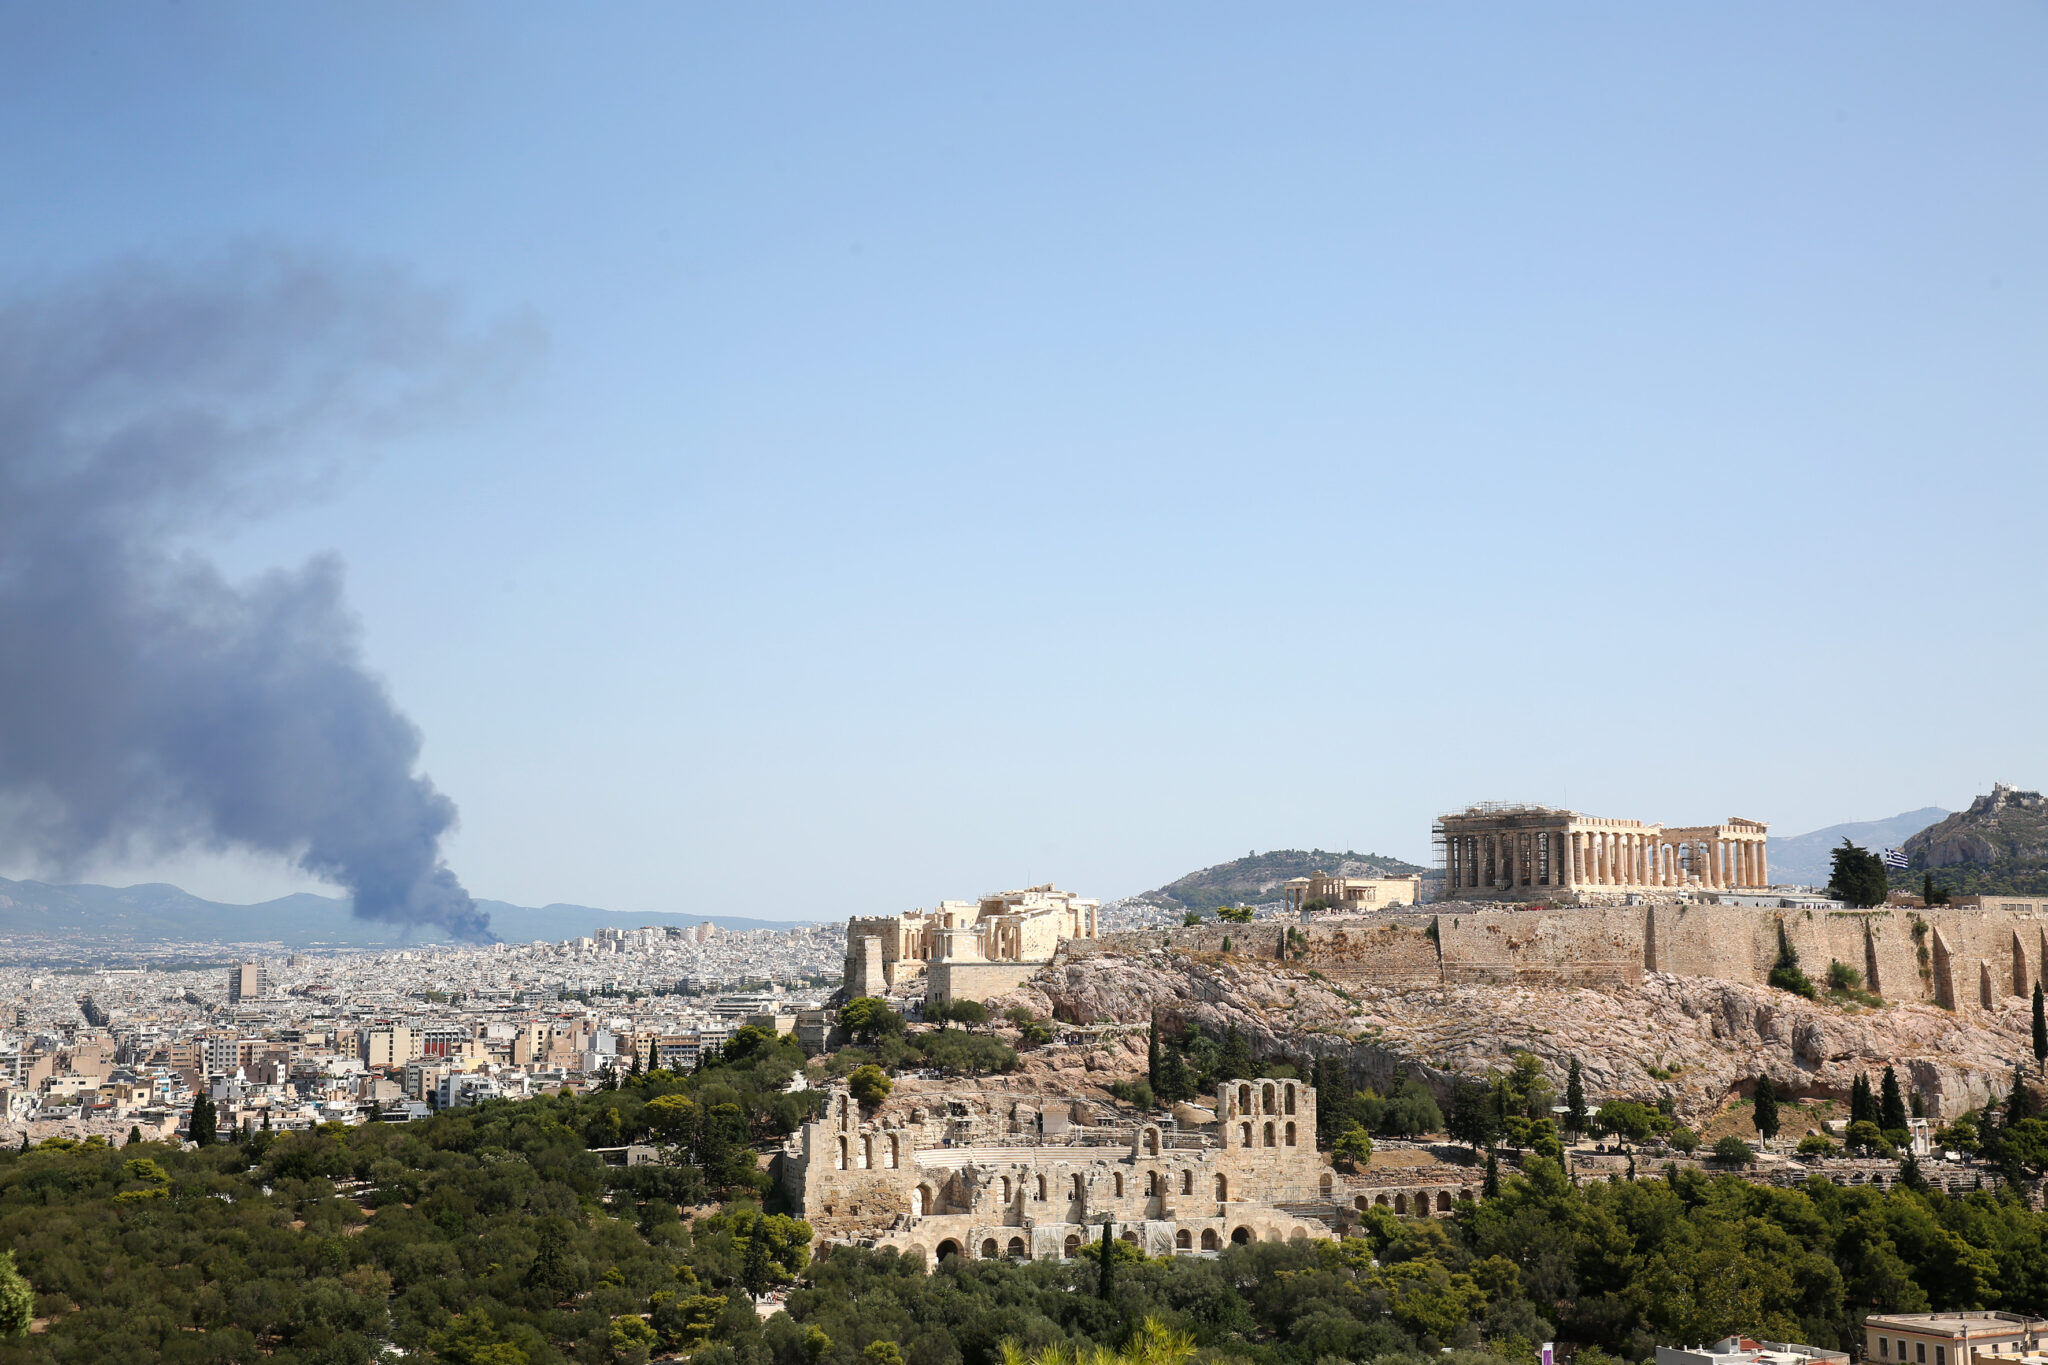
left=0, top=877, right=818, bottom=949
left=1764, top=808, right=1949, bottom=888
left=1126, top=848, right=1430, bottom=913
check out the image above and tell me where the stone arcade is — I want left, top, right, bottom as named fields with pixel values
left=780, top=1077, right=1462, bottom=1260
left=1436, top=804, right=1769, bottom=902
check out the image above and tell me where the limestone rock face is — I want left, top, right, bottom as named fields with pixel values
left=1906, top=784, right=2048, bottom=874
left=992, top=945, right=2033, bottom=1122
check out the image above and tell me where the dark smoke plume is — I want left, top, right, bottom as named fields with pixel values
left=0, top=252, right=514, bottom=941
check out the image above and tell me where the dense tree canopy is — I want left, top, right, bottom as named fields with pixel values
left=6, top=1028, right=2048, bottom=1365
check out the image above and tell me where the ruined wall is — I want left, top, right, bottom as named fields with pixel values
left=1091, top=904, right=2048, bottom=1011
left=1434, top=908, right=1644, bottom=986
left=928, top=959, right=1043, bottom=1003
left=791, top=1079, right=1340, bottom=1255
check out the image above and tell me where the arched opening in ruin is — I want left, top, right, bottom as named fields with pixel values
left=1144, top=1128, right=1160, bottom=1156
left=1284, top=1084, right=1296, bottom=1115
left=1007, top=1236, right=1026, bottom=1259
left=1320, top=1173, right=1333, bottom=1197
left=980, top=1239, right=998, bottom=1259
left=1120, top=1231, right=1139, bottom=1245
left=1201, top=1228, right=1220, bottom=1250
left=1394, top=1193, right=1408, bottom=1214
left=1436, top=1191, right=1452, bottom=1212
left=1354, top=1195, right=1369, bottom=1211
left=1113, top=1173, right=1125, bottom=1197
left=936, top=1239, right=961, bottom=1261
left=836, top=1136, right=848, bottom=1171
left=1064, top=1234, right=1081, bottom=1257
left=1288, top=1227, right=1308, bottom=1242
left=1262, top=1083, right=1276, bottom=1113
left=1284, top=1122, right=1296, bottom=1146
left=1036, top=1174, right=1046, bottom=1200
left=1231, top=1226, right=1253, bottom=1245
left=838, top=1096, right=850, bottom=1124
left=1374, top=1194, right=1390, bottom=1207
left=1215, top=1174, right=1228, bottom=1201
left=862, top=1136, right=873, bottom=1169
left=1181, top=1169, right=1193, bottom=1195
left=1071, top=1173, right=1084, bottom=1199
left=1239, top=1122, right=1252, bottom=1147
left=1175, top=1229, right=1192, bottom=1251
left=1146, top=1171, right=1160, bottom=1197
left=1263, top=1122, right=1275, bottom=1147
left=911, top=1185, right=928, bottom=1216
left=1238, top=1083, right=1252, bottom=1113
left=999, top=1176, right=1012, bottom=1203
left=887, top=1136, right=900, bottom=1169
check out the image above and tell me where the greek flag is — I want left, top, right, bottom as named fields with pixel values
left=1881, top=847, right=1909, bottom=870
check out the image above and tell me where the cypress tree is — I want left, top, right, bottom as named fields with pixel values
left=2008, top=1066, right=2036, bottom=1126
left=1147, top=1013, right=1161, bottom=1091
left=2034, top=981, right=2046, bottom=1075
left=1219, top=1025, right=1251, bottom=1082
left=1483, top=1149, right=1500, bottom=1198
left=742, top=1217, right=772, bottom=1299
left=1097, top=1219, right=1116, bottom=1301
left=126, top=1125, right=142, bottom=1146
left=1753, top=1074, right=1780, bottom=1142
left=1849, top=1073, right=1873, bottom=1127
left=1566, top=1056, right=1587, bottom=1139
left=189, top=1093, right=215, bottom=1145
left=1880, top=1066, right=1909, bottom=1134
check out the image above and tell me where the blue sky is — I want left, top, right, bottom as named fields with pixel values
left=2, top=6, right=2044, bottom=918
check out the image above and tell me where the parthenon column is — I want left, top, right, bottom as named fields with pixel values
left=1756, top=841, right=1768, bottom=887
left=1711, top=839, right=1725, bottom=888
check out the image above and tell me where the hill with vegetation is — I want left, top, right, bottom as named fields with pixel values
left=1124, top=849, right=1429, bottom=913
left=1899, top=785, right=2048, bottom=896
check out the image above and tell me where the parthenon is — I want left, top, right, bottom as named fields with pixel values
left=1433, top=804, right=1768, bottom=902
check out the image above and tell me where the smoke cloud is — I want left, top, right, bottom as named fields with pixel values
left=0, top=252, right=514, bottom=941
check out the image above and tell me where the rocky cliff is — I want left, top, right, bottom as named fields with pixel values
left=992, top=943, right=2034, bottom=1123
left=1904, top=785, right=2048, bottom=893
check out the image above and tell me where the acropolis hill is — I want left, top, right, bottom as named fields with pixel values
left=951, top=797, right=2048, bottom=1125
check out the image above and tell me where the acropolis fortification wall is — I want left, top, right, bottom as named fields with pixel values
left=1094, top=904, right=2048, bottom=1012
